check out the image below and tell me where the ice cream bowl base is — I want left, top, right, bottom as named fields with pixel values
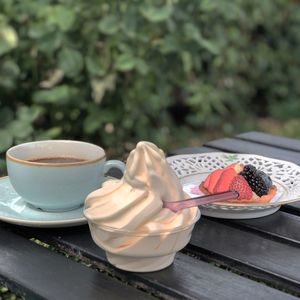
left=87, top=209, right=200, bottom=272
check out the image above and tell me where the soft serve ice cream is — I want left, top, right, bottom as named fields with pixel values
left=84, top=141, right=199, bottom=272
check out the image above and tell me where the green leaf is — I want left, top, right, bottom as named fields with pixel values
left=35, top=127, right=62, bottom=140
left=47, top=5, right=75, bottom=32
left=181, top=51, right=193, bottom=73
left=33, top=85, right=77, bottom=104
left=0, top=60, right=19, bottom=89
left=135, top=58, right=149, bottom=75
left=140, top=4, right=173, bottom=22
left=0, top=283, right=8, bottom=293
left=98, top=15, right=119, bottom=35
left=158, top=35, right=180, bottom=54
left=200, top=0, right=217, bottom=12
left=7, top=120, right=33, bottom=139
left=199, top=38, right=219, bottom=55
left=84, top=106, right=116, bottom=134
left=223, top=154, right=239, bottom=162
left=1, top=60, right=20, bottom=78
left=37, top=31, right=63, bottom=53
left=0, top=25, right=18, bottom=56
left=17, top=106, right=43, bottom=122
left=0, top=14, right=7, bottom=24
left=184, top=23, right=219, bottom=54
left=0, top=107, right=13, bottom=127
left=85, top=56, right=106, bottom=77
left=58, top=48, right=83, bottom=78
left=115, top=53, right=136, bottom=71
left=184, top=23, right=202, bottom=44
left=28, top=22, right=54, bottom=39
left=83, top=112, right=103, bottom=134
left=122, top=10, right=137, bottom=38
left=0, top=129, right=13, bottom=152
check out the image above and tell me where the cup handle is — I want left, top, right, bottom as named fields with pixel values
left=103, top=160, right=125, bottom=177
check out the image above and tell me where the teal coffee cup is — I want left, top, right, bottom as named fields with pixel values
left=6, top=140, right=125, bottom=212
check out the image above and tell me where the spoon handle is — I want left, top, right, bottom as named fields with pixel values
left=163, top=190, right=239, bottom=212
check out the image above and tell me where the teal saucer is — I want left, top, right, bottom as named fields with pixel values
left=0, top=176, right=87, bottom=228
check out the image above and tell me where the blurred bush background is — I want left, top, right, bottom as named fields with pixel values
left=0, top=0, right=300, bottom=175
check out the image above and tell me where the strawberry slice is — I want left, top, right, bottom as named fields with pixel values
left=229, top=175, right=252, bottom=200
left=207, top=169, right=223, bottom=193
left=214, top=168, right=237, bottom=193
left=203, top=173, right=212, bottom=190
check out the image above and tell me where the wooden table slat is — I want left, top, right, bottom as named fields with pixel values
left=189, top=219, right=300, bottom=294
left=9, top=225, right=299, bottom=300
left=0, top=228, right=155, bottom=300
left=217, top=211, right=300, bottom=247
left=281, top=203, right=300, bottom=215
left=204, top=138, right=300, bottom=164
left=168, top=146, right=218, bottom=156
left=236, top=132, right=300, bottom=152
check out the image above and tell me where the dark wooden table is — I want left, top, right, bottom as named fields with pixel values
left=1, top=131, right=300, bottom=300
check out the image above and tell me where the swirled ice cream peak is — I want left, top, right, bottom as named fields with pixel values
left=84, top=141, right=198, bottom=234
left=124, top=142, right=185, bottom=201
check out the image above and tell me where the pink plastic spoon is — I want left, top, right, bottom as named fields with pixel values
left=163, top=190, right=239, bottom=212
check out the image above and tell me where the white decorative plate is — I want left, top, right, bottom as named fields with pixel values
left=167, top=153, right=300, bottom=219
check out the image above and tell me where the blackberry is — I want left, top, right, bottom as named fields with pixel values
left=254, top=170, right=272, bottom=195
left=240, top=164, right=256, bottom=181
left=240, top=164, right=272, bottom=197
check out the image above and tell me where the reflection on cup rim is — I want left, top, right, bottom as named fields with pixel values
left=6, top=140, right=106, bottom=167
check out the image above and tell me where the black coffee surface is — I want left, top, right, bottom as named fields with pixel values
left=28, top=157, right=86, bottom=164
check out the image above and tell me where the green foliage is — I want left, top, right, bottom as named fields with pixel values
left=0, top=0, right=300, bottom=173
left=0, top=282, right=24, bottom=299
